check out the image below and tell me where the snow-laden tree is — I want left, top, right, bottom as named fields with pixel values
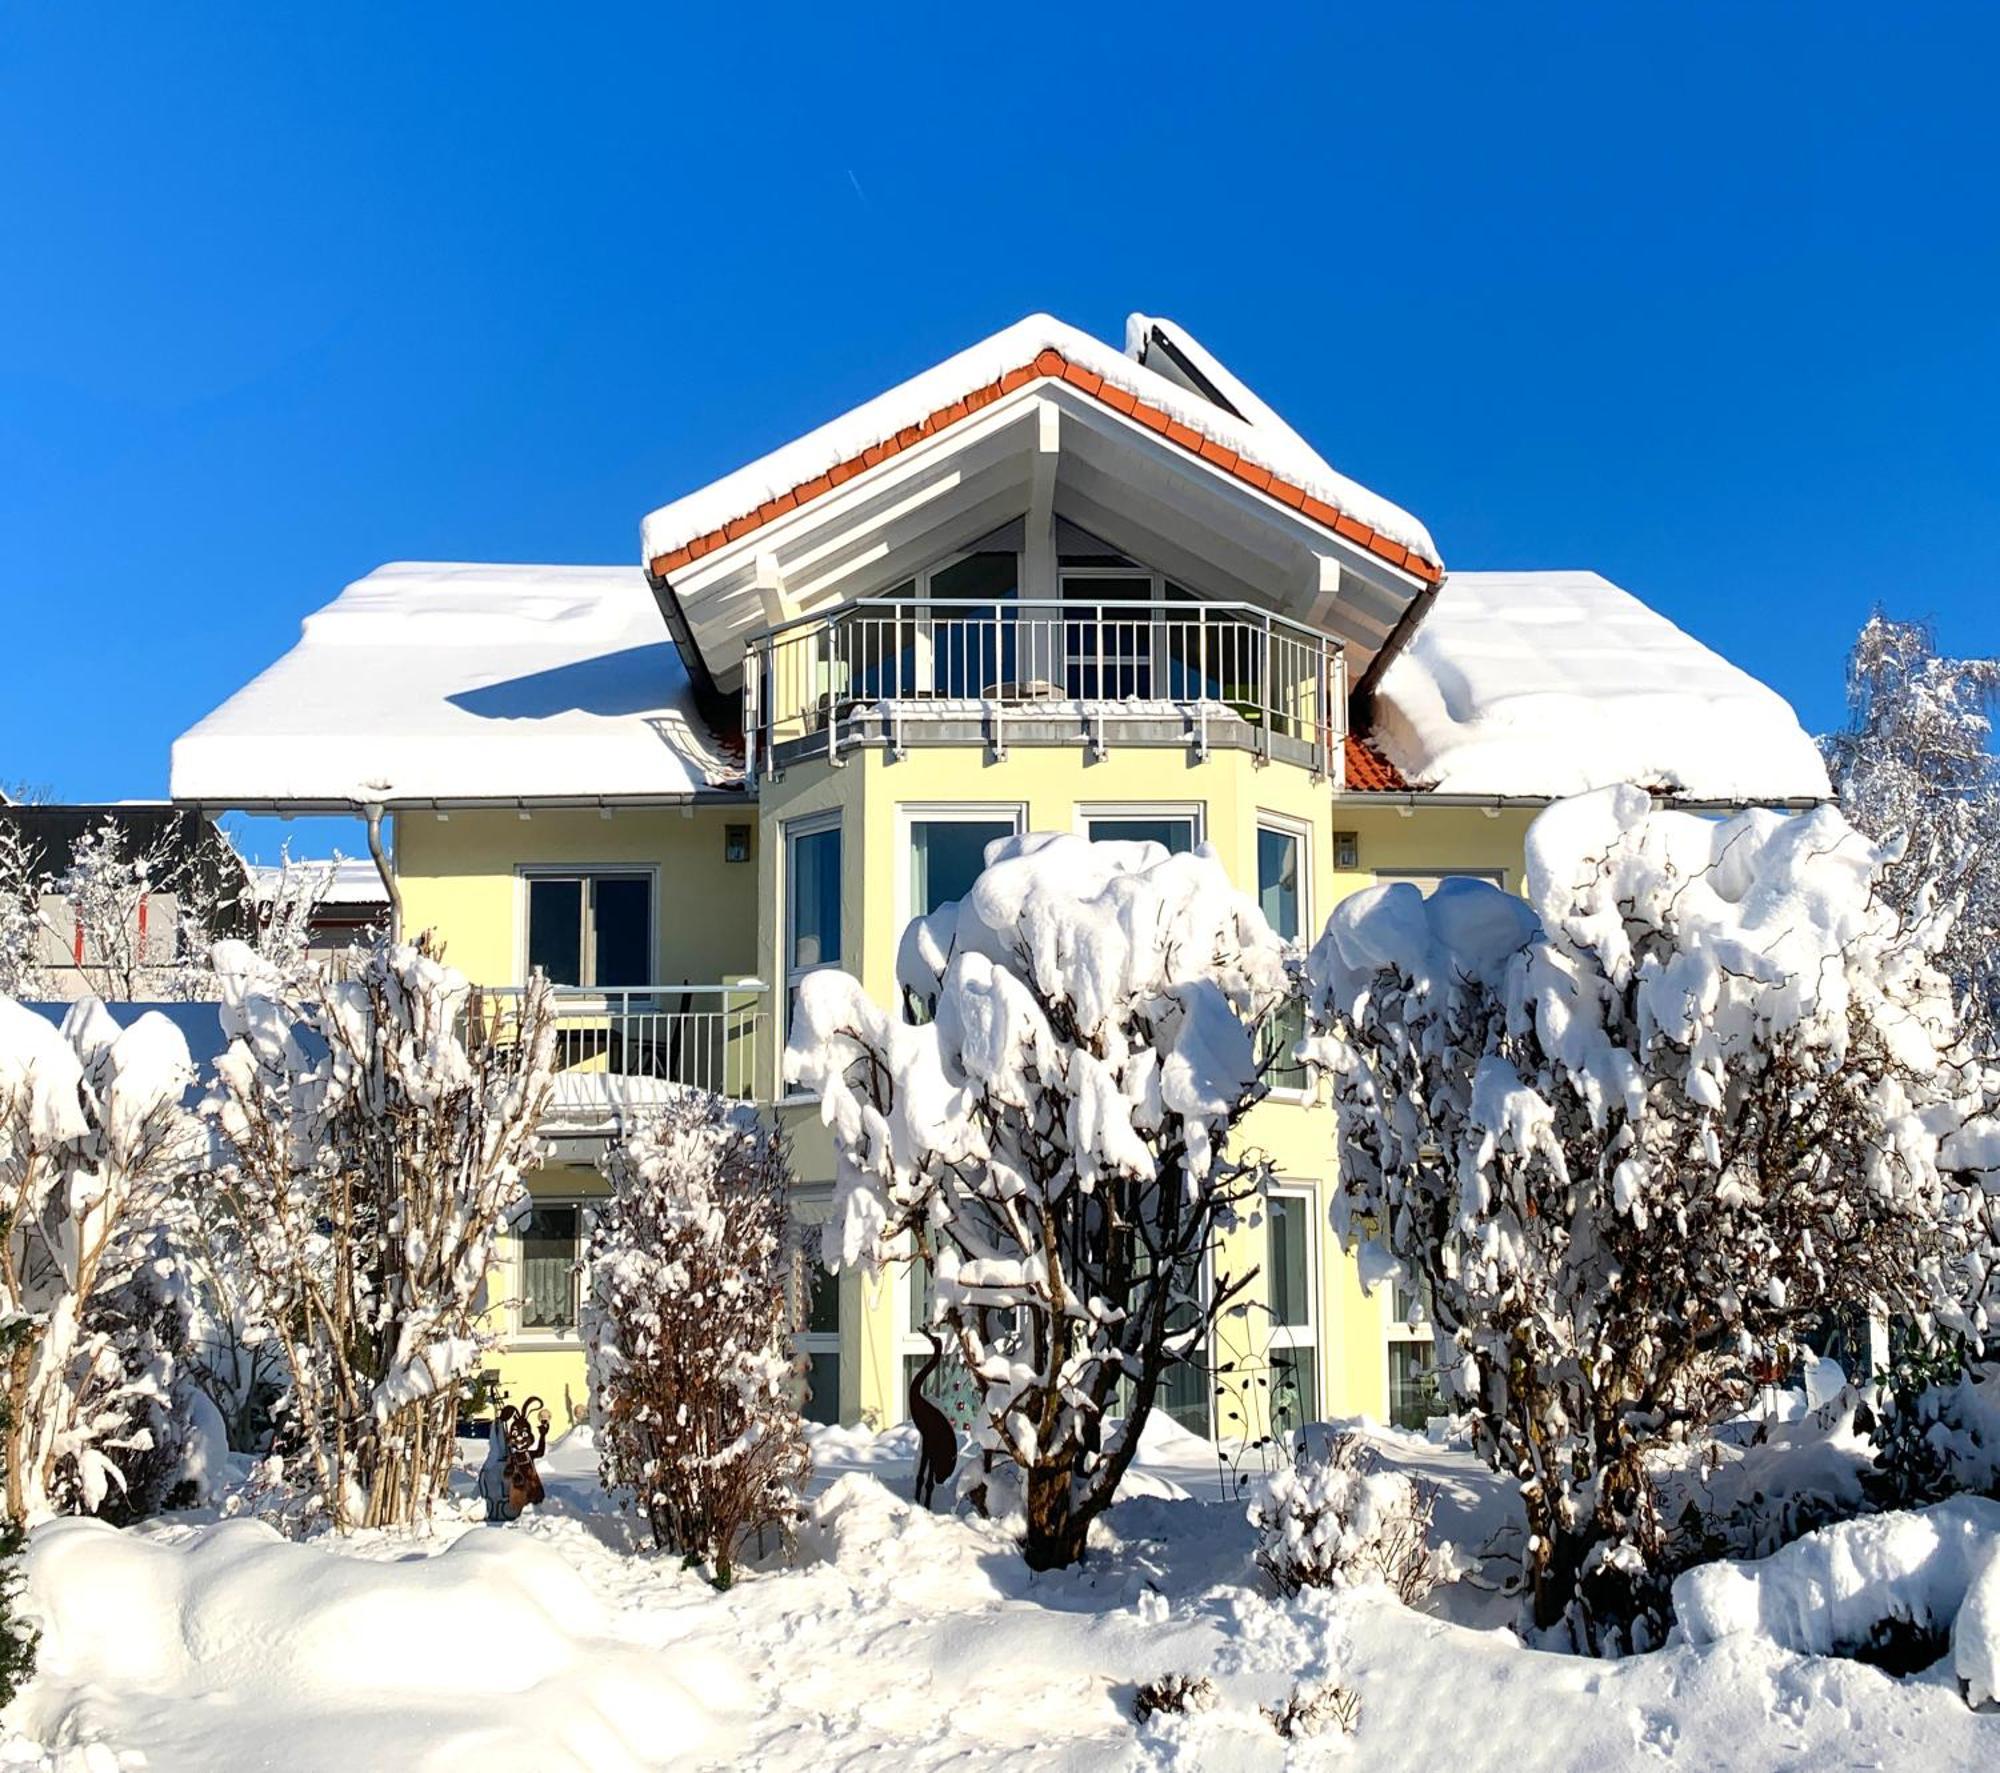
left=788, top=833, right=1290, bottom=1569
left=205, top=936, right=556, bottom=1531
left=583, top=1091, right=809, bottom=1583
left=1308, top=786, right=1993, bottom=1648
left=1824, top=613, right=2000, bottom=1052
left=0, top=826, right=38, bottom=1000
left=0, top=995, right=201, bottom=1520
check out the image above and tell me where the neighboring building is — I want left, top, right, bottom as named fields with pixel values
left=171, top=312, right=1830, bottom=1436
left=1, top=802, right=248, bottom=1001
left=246, top=856, right=392, bottom=964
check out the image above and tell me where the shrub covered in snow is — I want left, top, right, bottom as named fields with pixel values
left=0, top=995, right=201, bottom=1520
left=1131, top=1671, right=1218, bottom=1725
left=584, top=1092, right=809, bottom=1584
left=1263, top=1680, right=1359, bottom=1741
left=205, top=935, right=555, bottom=1531
left=787, top=833, right=1289, bottom=1569
left=1308, top=786, right=1995, bottom=1648
left=1249, top=1432, right=1449, bottom=1606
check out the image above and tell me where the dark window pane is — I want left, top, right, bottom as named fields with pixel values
left=790, top=827, right=842, bottom=971
left=527, top=878, right=582, bottom=986
left=931, top=551, right=1017, bottom=601
left=910, top=820, right=1014, bottom=917
left=1272, top=1347, right=1317, bottom=1435
left=591, top=876, right=650, bottom=987
left=1268, top=1196, right=1310, bottom=1328
left=807, top=1262, right=840, bottom=1335
left=1087, top=817, right=1196, bottom=854
left=521, top=1204, right=580, bottom=1330
left=805, top=1351, right=841, bottom=1425
left=1258, top=828, right=1300, bottom=939
left=1160, top=1353, right=1210, bottom=1437
left=1261, top=993, right=1310, bottom=1092
left=1389, top=1343, right=1440, bottom=1432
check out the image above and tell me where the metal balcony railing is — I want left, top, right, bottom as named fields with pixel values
left=742, top=597, right=1346, bottom=777
left=468, top=980, right=767, bottom=1119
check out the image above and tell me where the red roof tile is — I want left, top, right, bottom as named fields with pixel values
left=647, top=352, right=1444, bottom=588
left=1344, top=733, right=1412, bottom=792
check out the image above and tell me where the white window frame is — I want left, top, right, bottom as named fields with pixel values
left=895, top=802, right=1029, bottom=935
left=1265, top=1184, right=1321, bottom=1430
left=1255, top=812, right=1314, bottom=1102
left=1075, top=801, right=1207, bottom=852
left=509, top=1195, right=592, bottom=1349
left=782, top=811, right=844, bottom=1102
left=514, top=864, right=659, bottom=990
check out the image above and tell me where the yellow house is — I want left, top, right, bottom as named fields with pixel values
left=170, top=312, right=1829, bottom=1443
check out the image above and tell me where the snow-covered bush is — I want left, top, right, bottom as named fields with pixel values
left=1132, top=1672, right=1218, bottom=1725
left=1263, top=1680, right=1359, bottom=1740
left=205, top=936, right=555, bottom=1531
left=0, top=996, right=201, bottom=1520
left=1249, top=1432, right=1449, bottom=1605
left=787, top=833, right=1289, bottom=1569
left=1308, top=786, right=1993, bottom=1648
left=583, top=1091, right=809, bottom=1585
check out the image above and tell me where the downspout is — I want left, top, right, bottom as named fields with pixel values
left=362, top=801, right=403, bottom=943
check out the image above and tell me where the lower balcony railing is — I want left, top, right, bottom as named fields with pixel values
left=743, top=597, right=1346, bottom=776
left=468, top=980, right=767, bottom=1125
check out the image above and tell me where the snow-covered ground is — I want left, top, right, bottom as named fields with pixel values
left=10, top=1421, right=2000, bottom=1772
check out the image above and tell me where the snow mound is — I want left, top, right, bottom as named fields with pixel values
left=170, top=562, right=734, bottom=807
left=20, top=1517, right=718, bottom=1771
left=1673, top=1497, right=2000, bottom=1669
left=1372, top=570, right=1831, bottom=802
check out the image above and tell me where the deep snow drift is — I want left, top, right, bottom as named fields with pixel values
left=9, top=1419, right=2000, bottom=1772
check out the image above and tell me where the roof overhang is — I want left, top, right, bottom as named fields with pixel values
left=650, top=375, right=1434, bottom=694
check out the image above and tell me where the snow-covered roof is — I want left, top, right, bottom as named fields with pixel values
left=1370, top=571, right=1832, bottom=803
left=641, top=313, right=1440, bottom=586
left=172, top=563, right=738, bottom=809
left=246, top=857, right=391, bottom=906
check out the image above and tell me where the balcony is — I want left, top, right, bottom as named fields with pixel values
left=743, top=597, right=1347, bottom=779
left=468, top=980, right=767, bottom=1132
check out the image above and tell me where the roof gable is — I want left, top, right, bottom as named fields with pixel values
left=643, top=314, right=1440, bottom=589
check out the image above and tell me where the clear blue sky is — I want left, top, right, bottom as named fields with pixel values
left=4, top=4, right=1995, bottom=855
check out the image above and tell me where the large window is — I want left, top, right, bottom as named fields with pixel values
left=1257, top=821, right=1310, bottom=1093
left=517, top=1202, right=583, bottom=1336
left=1082, top=806, right=1202, bottom=854
left=1266, top=1189, right=1319, bottom=1435
left=906, top=810, right=1023, bottom=921
left=524, top=872, right=651, bottom=987
left=785, top=816, right=843, bottom=1092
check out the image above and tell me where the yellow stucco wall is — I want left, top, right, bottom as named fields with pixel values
left=393, top=762, right=1534, bottom=1437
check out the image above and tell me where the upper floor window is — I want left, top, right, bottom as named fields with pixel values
left=1083, top=806, right=1201, bottom=853
left=1257, top=820, right=1310, bottom=1093
left=906, top=809, right=1023, bottom=920
left=525, top=871, right=650, bottom=987
left=786, top=817, right=843, bottom=974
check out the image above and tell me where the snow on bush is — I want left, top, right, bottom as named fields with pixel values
left=0, top=995, right=200, bottom=1520
left=1675, top=1496, right=2000, bottom=1689
left=205, top=935, right=555, bottom=1531
left=787, top=833, right=1289, bottom=1569
left=584, top=1091, right=809, bottom=1584
left=1248, top=1432, right=1450, bottom=1606
left=1131, top=1671, right=1218, bottom=1725
left=1263, top=1679, right=1360, bottom=1741
left=1308, top=785, right=1995, bottom=1648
